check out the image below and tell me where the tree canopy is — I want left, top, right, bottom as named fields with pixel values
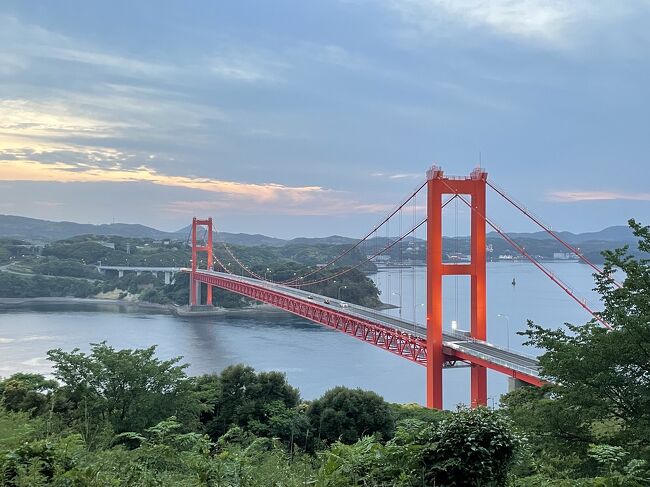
left=46, top=342, right=203, bottom=442
left=503, top=219, right=650, bottom=481
left=307, top=386, right=395, bottom=445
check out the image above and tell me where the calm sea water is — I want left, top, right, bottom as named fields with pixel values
left=0, top=263, right=601, bottom=409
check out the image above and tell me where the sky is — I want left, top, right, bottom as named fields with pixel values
left=1, top=0, right=649, bottom=238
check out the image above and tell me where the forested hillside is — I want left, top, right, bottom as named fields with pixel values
left=0, top=235, right=381, bottom=308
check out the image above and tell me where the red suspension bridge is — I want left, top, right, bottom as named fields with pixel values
left=186, top=166, right=611, bottom=410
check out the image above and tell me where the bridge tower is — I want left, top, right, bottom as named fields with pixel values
left=426, top=166, right=487, bottom=409
left=190, top=217, right=213, bottom=306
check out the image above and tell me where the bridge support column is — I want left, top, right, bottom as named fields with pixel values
left=470, top=172, right=488, bottom=408
left=194, top=280, right=202, bottom=305
left=426, top=171, right=444, bottom=410
left=118, top=270, right=124, bottom=278
left=164, top=271, right=171, bottom=285
left=191, top=217, right=214, bottom=306
left=426, top=166, right=488, bottom=410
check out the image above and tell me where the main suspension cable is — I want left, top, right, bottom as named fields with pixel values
left=280, top=180, right=427, bottom=285
left=213, top=187, right=447, bottom=290
left=292, top=217, right=428, bottom=287
left=291, top=195, right=457, bottom=288
left=487, top=179, right=622, bottom=288
left=221, top=240, right=269, bottom=281
left=441, top=181, right=611, bottom=329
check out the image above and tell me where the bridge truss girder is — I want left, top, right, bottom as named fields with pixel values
left=192, top=272, right=544, bottom=390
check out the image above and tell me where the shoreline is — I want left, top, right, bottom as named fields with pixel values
left=0, top=297, right=291, bottom=316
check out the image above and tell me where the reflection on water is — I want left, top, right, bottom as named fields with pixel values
left=0, top=263, right=601, bottom=409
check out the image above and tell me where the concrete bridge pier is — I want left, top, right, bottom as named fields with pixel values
left=96, top=266, right=180, bottom=283
left=191, top=280, right=202, bottom=305
left=508, top=377, right=528, bottom=392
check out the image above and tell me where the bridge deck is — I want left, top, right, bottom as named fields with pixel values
left=193, top=270, right=543, bottom=386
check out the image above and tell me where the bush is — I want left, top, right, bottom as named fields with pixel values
left=422, top=407, right=518, bottom=486
left=198, top=365, right=301, bottom=441
left=307, top=386, right=395, bottom=445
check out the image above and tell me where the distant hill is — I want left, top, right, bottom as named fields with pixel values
left=0, top=215, right=353, bottom=248
left=0, top=215, right=175, bottom=242
left=222, top=232, right=287, bottom=247
left=173, top=225, right=286, bottom=246
left=288, top=235, right=357, bottom=246
left=0, top=214, right=638, bottom=253
left=489, top=225, right=636, bottom=244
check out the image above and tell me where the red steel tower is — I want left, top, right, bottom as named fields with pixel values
left=190, top=217, right=213, bottom=306
left=426, top=166, right=487, bottom=409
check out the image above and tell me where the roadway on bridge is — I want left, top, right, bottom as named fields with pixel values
left=196, top=270, right=541, bottom=382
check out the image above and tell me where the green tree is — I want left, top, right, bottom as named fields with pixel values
left=0, top=374, right=58, bottom=416
left=317, top=409, right=518, bottom=486
left=503, top=220, right=650, bottom=477
left=307, top=386, right=395, bottom=445
left=198, top=365, right=301, bottom=441
left=46, top=343, right=203, bottom=442
left=421, top=407, right=518, bottom=486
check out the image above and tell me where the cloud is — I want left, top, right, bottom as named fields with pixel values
left=371, top=172, right=423, bottom=180
left=0, top=159, right=398, bottom=216
left=0, top=160, right=325, bottom=203
left=0, top=92, right=231, bottom=162
left=290, top=43, right=366, bottom=70
left=208, top=48, right=286, bottom=83
left=33, top=201, right=64, bottom=208
left=0, top=98, right=130, bottom=140
left=162, top=199, right=394, bottom=216
left=0, top=14, right=174, bottom=78
left=382, top=0, right=644, bottom=47
left=210, top=60, right=269, bottom=82
left=1, top=15, right=287, bottom=84
left=548, top=190, right=650, bottom=202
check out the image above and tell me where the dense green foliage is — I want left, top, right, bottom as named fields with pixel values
left=0, top=273, right=100, bottom=298
left=46, top=343, right=203, bottom=440
left=41, top=235, right=187, bottom=268
left=0, top=374, right=57, bottom=416
left=198, top=364, right=301, bottom=441
left=501, top=220, right=650, bottom=485
left=0, top=239, right=37, bottom=265
left=0, top=343, right=521, bottom=486
left=32, top=257, right=102, bottom=279
left=307, top=386, right=395, bottom=445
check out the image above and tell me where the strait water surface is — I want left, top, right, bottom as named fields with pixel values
left=0, top=263, right=601, bottom=409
